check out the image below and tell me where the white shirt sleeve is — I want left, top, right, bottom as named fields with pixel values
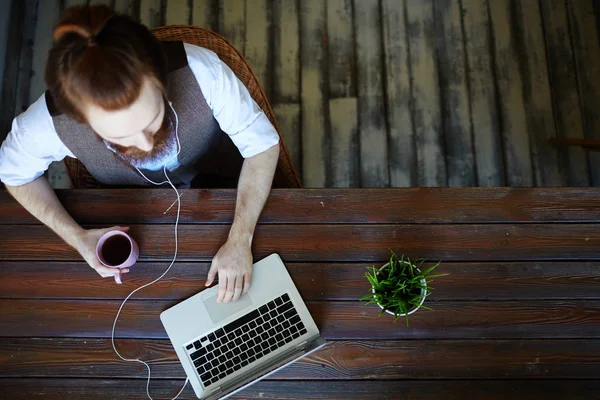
left=183, top=43, right=280, bottom=158
left=0, top=94, right=75, bottom=186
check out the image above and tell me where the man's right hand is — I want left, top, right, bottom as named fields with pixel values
left=74, top=225, right=131, bottom=282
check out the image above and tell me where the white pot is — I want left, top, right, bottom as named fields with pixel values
left=372, top=263, right=427, bottom=317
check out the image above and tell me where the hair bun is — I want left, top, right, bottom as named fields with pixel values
left=53, top=5, right=114, bottom=43
left=53, top=23, right=92, bottom=42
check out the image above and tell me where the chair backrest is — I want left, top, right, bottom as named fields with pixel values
left=150, top=25, right=302, bottom=188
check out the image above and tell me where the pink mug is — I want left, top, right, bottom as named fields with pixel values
left=95, top=230, right=139, bottom=284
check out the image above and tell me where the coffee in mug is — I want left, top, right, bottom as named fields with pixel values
left=96, top=230, right=140, bottom=284
left=101, top=235, right=132, bottom=266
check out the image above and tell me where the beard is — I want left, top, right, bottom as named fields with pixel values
left=111, top=105, right=172, bottom=163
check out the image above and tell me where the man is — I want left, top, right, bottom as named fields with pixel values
left=0, top=6, right=280, bottom=303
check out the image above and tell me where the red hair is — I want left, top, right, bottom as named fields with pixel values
left=45, top=5, right=167, bottom=123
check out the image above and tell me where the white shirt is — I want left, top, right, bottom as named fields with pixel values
left=0, top=43, right=280, bottom=186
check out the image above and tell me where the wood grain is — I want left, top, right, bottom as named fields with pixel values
left=273, top=0, right=299, bottom=103
left=0, top=0, right=31, bottom=142
left=245, top=0, right=270, bottom=98
left=327, top=0, right=356, bottom=98
left=354, top=0, right=389, bottom=188
left=300, top=0, right=328, bottom=187
left=3, top=299, right=600, bottom=339
left=13, top=0, right=37, bottom=119
left=63, top=0, right=89, bottom=8
left=2, top=261, right=599, bottom=301
left=489, top=0, right=533, bottom=186
left=1, top=338, right=599, bottom=379
left=540, top=0, right=590, bottom=187
left=568, top=0, right=600, bottom=186
left=192, top=0, right=215, bottom=29
left=273, top=103, right=302, bottom=177
left=140, top=0, right=163, bottom=28
left=219, top=0, right=246, bottom=53
left=88, top=0, right=114, bottom=6
left=383, top=0, right=416, bottom=188
left=3, top=379, right=598, bottom=400
left=165, top=0, right=191, bottom=25
left=460, top=0, right=504, bottom=186
left=0, top=0, right=10, bottom=104
left=29, top=0, right=61, bottom=103
left=3, top=188, right=600, bottom=225
left=114, top=0, right=138, bottom=17
left=2, top=223, right=600, bottom=262
left=406, top=0, right=446, bottom=187
left=433, top=0, right=475, bottom=186
left=515, top=0, right=564, bottom=186
left=329, top=98, right=359, bottom=187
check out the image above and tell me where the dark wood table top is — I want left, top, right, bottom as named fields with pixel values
left=1, top=188, right=600, bottom=399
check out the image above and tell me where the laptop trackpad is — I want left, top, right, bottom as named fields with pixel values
left=204, top=294, right=253, bottom=324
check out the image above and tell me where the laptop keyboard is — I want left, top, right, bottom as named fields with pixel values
left=185, top=293, right=308, bottom=388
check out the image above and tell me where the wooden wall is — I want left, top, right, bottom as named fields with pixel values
left=2, top=0, right=600, bottom=188
left=0, top=0, right=11, bottom=103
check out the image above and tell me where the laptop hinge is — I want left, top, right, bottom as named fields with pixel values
left=295, top=340, right=308, bottom=350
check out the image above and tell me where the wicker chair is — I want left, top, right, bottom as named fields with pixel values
left=64, top=25, right=302, bottom=188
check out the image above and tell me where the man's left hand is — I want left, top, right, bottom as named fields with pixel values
left=205, top=239, right=253, bottom=303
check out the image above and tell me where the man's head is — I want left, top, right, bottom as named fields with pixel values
left=45, top=5, right=169, bottom=159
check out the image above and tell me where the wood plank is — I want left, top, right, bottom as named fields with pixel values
left=354, top=0, right=389, bottom=187
left=47, top=0, right=76, bottom=190
left=383, top=0, right=416, bottom=187
left=219, top=0, right=245, bottom=51
left=29, top=0, right=61, bottom=104
left=88, top=0, right=114, bottom=7
left=139, top=0, right=163, bottom=28
left=15, top=0, right=38, bottom=122
left=568, top=0, right=600, bottom=186
left=489, top=0, right=534, bottom=186
left=12, top=0, right=37, bottom=119
left=540, top=0, right=589, bottom=187
left=0, top=0, right=11, bottom=102
left=192, top=0, right=215, bottom=29
left=327, top=0, right=356, bottom=98
left=63, top=0, right=89, bottom=8
left=2, top=299, right=600, bottom=339
left=460, top=0, right=504, bottom=186
left=2, top=223, right=600, bottom=262
left=1, top=338, right=599, bottom=379
left=0, top=379, right=598, bottom=400
left=165, top=0, right=191, bottom=25
left=273, top=103, right=301, bottom=176
left=273, top=0, right=299, bottom=103
left=0, top=0, right=27, bottom=141
left=406, top=0, right=446, bottom=187
left=114, top=0, right=138, bottom=17
left=433, top=0, right=475, bottom=186
left=329, top=98, right=359, bottom=187
left=4, top=188, right=600, bottom=225
left=515, top=0, right=564, bottom=186
left=1, top=261, right=599, bottom=301
left=300, top=0, right=328, bottom=187
left=245, top=0, right=271, bottom=97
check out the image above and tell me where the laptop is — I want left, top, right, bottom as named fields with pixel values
left=160, top=253, right=327, bottom=399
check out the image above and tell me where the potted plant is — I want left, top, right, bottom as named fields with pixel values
left=359, top=250, right=446, bottom=326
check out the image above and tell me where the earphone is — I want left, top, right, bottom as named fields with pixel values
left=111, top=101, right=189, bottom=399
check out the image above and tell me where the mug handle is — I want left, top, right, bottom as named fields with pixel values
left=114, top=270, right=123, bottom=284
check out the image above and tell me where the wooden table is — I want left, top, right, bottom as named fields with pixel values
left=1, top=188, right=600, bottom=399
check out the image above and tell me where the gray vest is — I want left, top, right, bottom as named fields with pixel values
left=45, top=41, right=234, bottom=187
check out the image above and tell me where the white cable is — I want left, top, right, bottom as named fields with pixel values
left=111, top=101, right=189, bottom=400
